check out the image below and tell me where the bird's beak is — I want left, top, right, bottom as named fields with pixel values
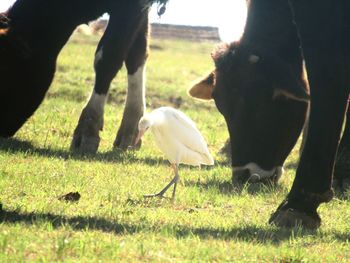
left=134, top=129, right=145, bottom=146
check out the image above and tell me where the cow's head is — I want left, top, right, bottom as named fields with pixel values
left=189, top=42, right=309, bottom=184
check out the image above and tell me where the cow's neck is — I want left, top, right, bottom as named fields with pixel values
left=242, top=0, right=302, bottom=75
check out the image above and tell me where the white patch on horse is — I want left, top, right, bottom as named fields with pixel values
left=86, top=92, right=107, bottom=116
left=233, top=162, right=284, bottom=181
left=125, top=64, right=146, bottom=113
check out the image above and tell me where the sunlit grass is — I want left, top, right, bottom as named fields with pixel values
left=0, top=33, right=349, bottom=262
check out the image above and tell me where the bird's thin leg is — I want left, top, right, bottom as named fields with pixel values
left=144, top=164, right=178, bottom=199
left=171, top=164, right=179, bottom=202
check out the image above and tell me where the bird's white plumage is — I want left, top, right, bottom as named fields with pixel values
left=139, top=107, right=214, bottom=166
left=137, top=106, right=214, bottom=200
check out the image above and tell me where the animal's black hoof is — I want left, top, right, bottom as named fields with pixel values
left=114, top=106, right=143, bottom=151
left=71, top=135, right=100, bottom=154
left=71, top=107, right=103, bottom=154
left=114, top=133, right=140, bottom=151
left=269, top=201, right=321, bottom=230
left=126, top=139, right=142, bottom=151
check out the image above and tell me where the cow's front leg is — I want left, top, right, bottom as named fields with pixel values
left=114, top=17, right=149, bottom=150
left=270, top=1, right=349, bottom=229
left=70, top=31, right=123, bottom=153
left=71, top=4, right=149, bottom=153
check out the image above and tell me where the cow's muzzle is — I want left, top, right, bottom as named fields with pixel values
left=232, top=163, right=284, bottom=185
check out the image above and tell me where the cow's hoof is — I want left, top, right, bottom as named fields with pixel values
left=114, top=124, right=141, bottom=151
left=70, top=108, right=103, bottom=154
left=114, top=106, right=143, bottom=150
left=114, top=134, right=141, bottom=151
left=269, top=208, right=321, bottom=230
left=71, top=134, right=100, bottom=154
left=113, top=136, right=134, bottom=150
left=269, top=201, right=321, bottom=230
left=127, top=139, right=142, bottom=151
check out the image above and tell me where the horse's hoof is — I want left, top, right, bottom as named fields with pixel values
left=269, top=207, right=321, bottom=230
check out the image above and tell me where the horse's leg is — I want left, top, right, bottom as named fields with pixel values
left=71, top=5, right=149, bottom=153
left=114, top=16, right=149, bottom=150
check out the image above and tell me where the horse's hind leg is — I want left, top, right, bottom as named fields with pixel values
left=114, top=15, right=149, bottom=150
left=71, top=5, right=149, bottom=153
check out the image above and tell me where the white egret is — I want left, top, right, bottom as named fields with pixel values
left=135, top=106, right=214, bottom=201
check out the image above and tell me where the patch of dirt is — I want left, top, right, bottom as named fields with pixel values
left=58, top=192, right=81, bottom=202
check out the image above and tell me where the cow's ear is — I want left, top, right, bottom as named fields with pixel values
left=188, top=72, right=215, bottom=100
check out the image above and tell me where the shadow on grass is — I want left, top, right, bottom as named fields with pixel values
left=185, top=177, right=289, bottom=196
left=185, top=179, right=235, bottom=195
left=0, top=138, right=230, bottom=170
left=0, top=137, right=167, bottom=166
left=2, top=208, right=348, bottom=244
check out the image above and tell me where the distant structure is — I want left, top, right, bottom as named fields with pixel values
left=151, top=23, right=221, bottom=42
left=81, top=19, right=221, bottom=42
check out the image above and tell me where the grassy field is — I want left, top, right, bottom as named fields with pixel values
left=1, top=33, right=350, bottom=262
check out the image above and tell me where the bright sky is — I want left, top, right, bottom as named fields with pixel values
left=0, top=0, right=247, bottom=42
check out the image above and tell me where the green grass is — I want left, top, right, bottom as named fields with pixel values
left=1, top=33, right=350, bottom=262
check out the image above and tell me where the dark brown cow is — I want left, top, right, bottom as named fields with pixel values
left=190, top=0, right=350, bottom=229
left=0, top=0, right=167, bottom=153
left=190, top=1, right=309, bottom=185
